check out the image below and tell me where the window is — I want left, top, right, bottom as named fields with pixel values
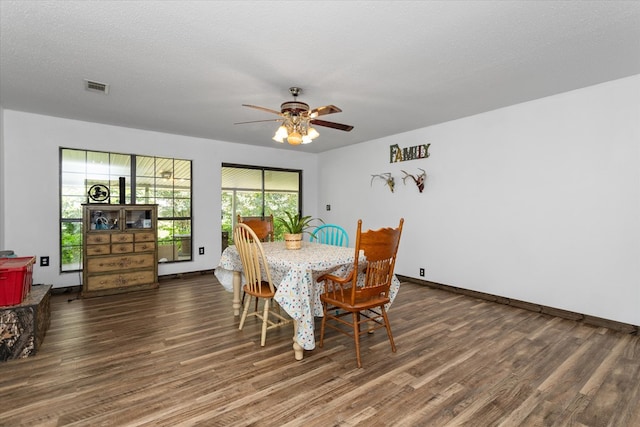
left=60, top=148, right=192, bottom=272
left=221, top=164, right=301, bottom=248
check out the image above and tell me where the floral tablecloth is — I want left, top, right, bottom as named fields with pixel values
left=215, top=241, right=400, bottom=350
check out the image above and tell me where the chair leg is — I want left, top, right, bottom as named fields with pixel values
left=353, top=311, right=362, bottom=368
left=381, top=307, right=396, bottom=353
left=260, top=298, right=270, bottom=346
left=239, top=295, right=251, bottom=330
left=241, top=291, right=258, bottom=312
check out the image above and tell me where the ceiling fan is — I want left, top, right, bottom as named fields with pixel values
left=235, top=87, right=354, bottom=145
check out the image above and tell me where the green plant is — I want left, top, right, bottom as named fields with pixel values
left=276, top=211, right=322, bottom=236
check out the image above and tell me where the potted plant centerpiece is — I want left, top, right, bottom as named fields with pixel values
left=277, top=211, right=322, bottom=250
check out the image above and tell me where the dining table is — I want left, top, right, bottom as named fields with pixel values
left=214, top=240, right=400, bottom=361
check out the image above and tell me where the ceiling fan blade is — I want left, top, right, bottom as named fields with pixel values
left=234, top=119, right=283, bottom=125
left=309, top=105, right=342, bottom=117
left=310, top=119, right=354, bottom=132
left=242, top=104, right=282, bottom=115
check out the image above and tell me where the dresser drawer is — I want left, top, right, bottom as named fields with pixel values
left=135, top=242, right=155, bottom=252
left=135, top=232, right=155, bottom=243
left=111, top=243, right=134, bottom=254
left=86, top=234, right=111, bottom=245
left=112, top=233, right=134, bottom=243
left=85, top=270, right=156, bottom=291
left=86, top=244, right=110, bottom=256
left=86, top=253, right=155, bottom=273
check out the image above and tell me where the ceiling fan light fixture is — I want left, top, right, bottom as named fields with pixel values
left=238, top=86, right=353, bottom=147
left=287, top=131, right=302, bottom=145
left=275, top=125, right=288, bottom=138
left=307, top=126, right=320, bottom=139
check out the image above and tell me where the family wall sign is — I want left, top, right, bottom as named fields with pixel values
left=371, top=142, right=431, bottom=193
left=389, top=142, right=430, bottom=163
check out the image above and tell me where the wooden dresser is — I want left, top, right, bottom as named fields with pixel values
left=82, top=204, right=159, bottom=298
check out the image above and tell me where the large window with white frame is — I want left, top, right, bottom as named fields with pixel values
left=60, top=148, right=192, bottom=272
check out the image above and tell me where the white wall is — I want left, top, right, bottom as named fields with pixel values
left=2, top=75, right=638, bottom=326
left=318, top=74, right=640, bottom=326
left=1, top=111, right=318, bottom=287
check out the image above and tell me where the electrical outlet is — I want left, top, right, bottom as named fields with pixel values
left=326, top=204, right=331, bottom=211
left=40, top=256, right=50, bottom=267
left=199, top=247, right=205, bottom=255
left=419, top=268, right=425, bottom=277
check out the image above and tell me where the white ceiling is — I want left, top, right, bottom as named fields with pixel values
left=1, top=1, right=639, bottom=153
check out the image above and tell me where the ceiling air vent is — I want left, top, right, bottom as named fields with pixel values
left=84, top=79, right=110, bottom=94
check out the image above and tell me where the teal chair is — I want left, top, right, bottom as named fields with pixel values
left=310, top=224, right=349, bottom=247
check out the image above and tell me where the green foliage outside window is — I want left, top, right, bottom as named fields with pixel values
left=221, top=166, right=301, bottom=247
left=222, top=190, right=299, bottom=245
left=61, top=221, right=82, bottom=269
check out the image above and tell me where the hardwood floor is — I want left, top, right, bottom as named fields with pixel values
left=1, top=274, right=638, bottom=426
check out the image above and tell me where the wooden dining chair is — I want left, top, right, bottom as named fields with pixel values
left=310, top=224, right=349, bottom=247
left=317, top=218, right=404, bottom=367
left=237, top=214, right=274, bottom=242
left=237, top=214, right=274, bottom=309
left=234, top=223, right=291, bottom=346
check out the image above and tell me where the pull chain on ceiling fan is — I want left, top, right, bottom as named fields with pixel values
left=235, top=87, right=354, bottom=145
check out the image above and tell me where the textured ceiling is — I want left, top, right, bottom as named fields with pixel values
left=1, top=1, right=639, bottom=153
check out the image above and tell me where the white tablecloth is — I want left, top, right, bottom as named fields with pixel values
left=215, top=241, right=400, bottom=350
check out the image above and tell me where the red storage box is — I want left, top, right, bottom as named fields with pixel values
left=0, top=256, right=35, bottom=306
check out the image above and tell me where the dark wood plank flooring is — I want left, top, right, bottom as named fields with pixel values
left=1, top=274, right=638, bottom=426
